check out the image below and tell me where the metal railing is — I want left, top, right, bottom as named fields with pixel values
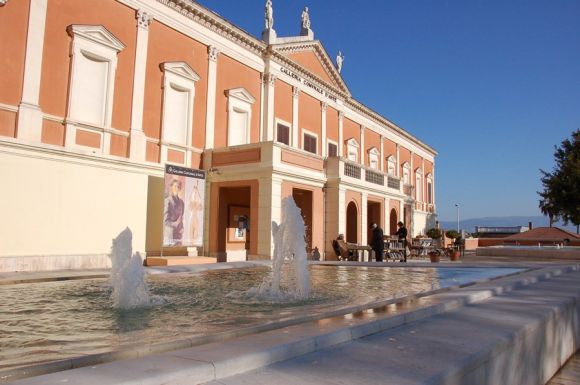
left=387, top=175, right=400, bottom=190
left=365, top=169, right=384, bottom=185
left=344, top=162, right=361, bottom=179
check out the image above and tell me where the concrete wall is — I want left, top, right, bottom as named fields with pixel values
left=0, top=146, right=157, bottom=271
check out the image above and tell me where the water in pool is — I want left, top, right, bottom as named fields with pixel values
left=0, top=265, right=522, bottom=371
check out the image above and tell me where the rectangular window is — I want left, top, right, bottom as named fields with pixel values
left=163, top=83, right=189, bottom=144
left=303, top=133, right=317, bottom=154
left=229, top=108, right=248, bottom=146
left=276, top=123, right=290, bottom=145
left=328, top=142, right=337, bottom=157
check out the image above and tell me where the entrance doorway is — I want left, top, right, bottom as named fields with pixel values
left=390, top=208, right=398, bottom=235
left=346, top=201, right=358, bottom=243
left=367, top=201, right=381, bottom=242
left=292, top=189, right=313, bottom=253
left=218, top=186, right=251, bottom=262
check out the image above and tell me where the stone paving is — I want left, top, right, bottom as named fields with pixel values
left=548, top=352, right=580, bottom=385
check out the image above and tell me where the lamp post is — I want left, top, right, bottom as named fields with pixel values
left=455, top=203, right=460, bottom=232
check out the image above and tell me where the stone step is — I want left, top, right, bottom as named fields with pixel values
left=145, top=256, right=217, bottom=266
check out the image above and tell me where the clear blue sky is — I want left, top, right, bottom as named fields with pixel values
left=198, top=0, right=580, bottom=222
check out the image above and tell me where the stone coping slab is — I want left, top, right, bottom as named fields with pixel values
left=2, top=264, right=578, bottom=384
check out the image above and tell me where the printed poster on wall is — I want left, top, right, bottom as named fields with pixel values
left=163, top=164, right=205, bottom=247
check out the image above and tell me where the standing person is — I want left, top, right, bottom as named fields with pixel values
left=164, top=179, right=184, bottom=246
left=370, top=223, right=384, bottom=262
left=396, top=221, right=408, bottom=262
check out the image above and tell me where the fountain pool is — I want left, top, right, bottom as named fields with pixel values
left=0, top=264, right=524, bottom=374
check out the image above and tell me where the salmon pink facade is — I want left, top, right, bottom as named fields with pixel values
left=0, top=0, right=436, bottom=271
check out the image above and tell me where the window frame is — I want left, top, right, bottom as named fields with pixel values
left=302, top=129, right=318, bottom=155
left=368, top=147, right=380, bottom=170
left=327, top=139, right=338, bottom=157
left=275, top=118, right=291, bottom=146
left=65, top=25, right=125, bottom=151
left=387, top=155, right=396, bottom=176
left=346, top=137, right=359, bottom=163
left=226, top=88, right=255, bottom=147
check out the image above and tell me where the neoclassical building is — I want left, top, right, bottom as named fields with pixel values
left=0, top=0, right=437, bottom=270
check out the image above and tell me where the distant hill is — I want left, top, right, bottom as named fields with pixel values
left=438, top=216, right=578, bottom=234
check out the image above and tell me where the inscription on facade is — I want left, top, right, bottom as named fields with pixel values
left=280, top=67, right=337, bottom=102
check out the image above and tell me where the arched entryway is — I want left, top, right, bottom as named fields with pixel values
left=389, top=208, right=398, bottom=235
left=346, top=201, right=358, bottom=243
left=292, top=189, right=313, bottom=253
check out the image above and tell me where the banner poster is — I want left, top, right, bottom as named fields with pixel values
left=163, top=164, right=206, bottom=247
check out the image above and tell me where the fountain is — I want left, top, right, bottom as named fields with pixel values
left=109, top=227, right=152, bottom=309
left=253, top=197, right=310, bottom=300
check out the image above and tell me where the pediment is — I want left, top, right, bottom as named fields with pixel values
left=67, top=25, right=125, bottom=52
left=346, top=137, right=359, bottom=148
left=162, top=62, right=200, bottom=82
left=226, top=87, right=256, bottom=104
left=368, top=147, right=380, bottom=156
left=273, top=40, right=349, bottom=95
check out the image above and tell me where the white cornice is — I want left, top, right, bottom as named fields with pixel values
left=156, top=0, right=266, bottom=55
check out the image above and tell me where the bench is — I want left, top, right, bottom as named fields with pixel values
left=346, top=243, right=373, bottom=262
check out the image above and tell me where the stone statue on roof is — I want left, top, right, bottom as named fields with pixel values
left=336, top=51, right=344, bottom=73
left=301, top=7, right=311, bottom=30
left=265, top=0, right=273, bottom=30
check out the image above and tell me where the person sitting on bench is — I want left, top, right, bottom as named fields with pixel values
left=332, top=234, right=354, bottom=261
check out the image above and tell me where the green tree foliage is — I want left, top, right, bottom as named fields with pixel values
left=445, top=230, right=460, bottom=240
left=426, top=228, right=442, bottom=239
left=538, top=129, right=580, bottom=232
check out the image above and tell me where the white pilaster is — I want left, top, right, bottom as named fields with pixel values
left=338, top=111, right=344, bottom=157
left=360, top=126, right=365, bottom=166
left=263, top=73, right=276, bottom=142
left=410, top=151, right=415, bottom=198
left=257, top=176, right=282, bottom=258
left=205, top=46, right=219, bottom=149
left=338, top=187, right=346, bottom=235
left=380, top=136, right=384, bottom=172
left=321, top=102, right=327, bottom=157
left=432, top=165, right=436, bottom=211
left=396, top=143, right=400, bottom=177
left=292, top=86, right=299, bottom=147
left=129, top=9, right=152, bottom=161
left=421, top=158, right=426, bottom=207
left=361, top=192, right=368, bottom=246
left=384, top=197, right=390, bottom=234
left=399, top=199, right=405, bottom=226
left=17, top=0, right=48, bottom=142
